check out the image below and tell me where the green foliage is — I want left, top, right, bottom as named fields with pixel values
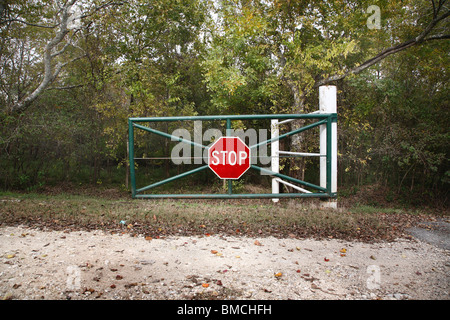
left=339, top=40, right=449, bottom=198
left=0, top=0, right=448, bottom=205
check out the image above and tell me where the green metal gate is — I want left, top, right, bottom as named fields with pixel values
left=128, top=113, right=337, bottom=199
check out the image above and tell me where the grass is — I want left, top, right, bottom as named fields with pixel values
left=1, top=190, right=437, bottom=242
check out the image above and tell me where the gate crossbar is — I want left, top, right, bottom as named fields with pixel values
left=128, top=114, right=337, bottom=199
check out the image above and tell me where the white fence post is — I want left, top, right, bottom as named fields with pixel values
left=319, top=85, right=338, bottom=209
left=271, top=119, right=279, bottom=203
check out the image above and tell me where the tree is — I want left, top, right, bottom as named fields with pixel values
left=0, top=0, right=123, bottom=113
left=338, top=39, right=449, bottom=200
left=202, top=0, right=449, bottom=179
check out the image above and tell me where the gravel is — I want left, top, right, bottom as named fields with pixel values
left=1, top=225, right=449, bottom=300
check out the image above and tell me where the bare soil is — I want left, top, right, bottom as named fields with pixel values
left=1, top=224, right=448, bottom=300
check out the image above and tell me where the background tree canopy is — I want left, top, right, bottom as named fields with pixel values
left=0, top=0, right=448, bottom=207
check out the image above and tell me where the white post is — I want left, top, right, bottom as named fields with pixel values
left=271, top=119, right=279, bottom=203
left=319, top=85, right=337, bottom=209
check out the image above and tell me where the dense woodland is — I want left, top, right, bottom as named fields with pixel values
left=0, top=0, right=448, bottom=206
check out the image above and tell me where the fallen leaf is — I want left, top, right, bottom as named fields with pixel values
left=340, top=248, right=347, bottom=253
left=205, top=233, right=211, bottom=237
left=216, top=280, right=223, bottom=286
left=296, top=269, right=301, bottom=273
left=274, top=272, right=282, bottom=278
left=200, top=224, right=206, bottom=228
left=370, top=255, right=376, bottom=260
left=324, top=258, right=330, bottom=262
left=2, top=292, right=13, bottom=300
left=145, top=236, right=152, bottom=241
left=124, top=282, right=138, bottom=289
left=254, top=240, right=262, bottom=246
left=115, top=275, right=123, bottom=280
left=83, top=288, right=95, bottom=294
left=296, top=247, right=301, bottom=251
left=202, top=283, right=209, bottom=288
left=211, top=250, right=218, bottom=254
left=6, top=254, right=15, bottom=259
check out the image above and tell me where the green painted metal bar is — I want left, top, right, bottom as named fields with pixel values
left=128, top=113, right=337, bottom=199
left=136, top=165, right=209, bottom=194
left=326, top=116, right=332, bottom=195
left=250, top=119, right=327, bottom=150
left=226, top=118, right=232, bottom=195
left=133, top=122, right=207, bottom=150
left=250, top=165, right=326, bottom=192
left=135, top=193, right=333, bottom=199
left=128, top=119, right=136, bottom=198
left=129, top=114, right=335, bottom=122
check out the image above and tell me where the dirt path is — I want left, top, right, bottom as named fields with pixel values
left=0, top=225, right=448, bottom=300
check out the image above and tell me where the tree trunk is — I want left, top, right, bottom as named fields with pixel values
left=287, top=81, right=307, bottom=182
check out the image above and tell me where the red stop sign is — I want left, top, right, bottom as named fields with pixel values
left=208, top=136, right=250, bottom=179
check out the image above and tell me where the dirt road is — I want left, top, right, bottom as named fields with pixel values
left=0, top=225, right=448, bottom=300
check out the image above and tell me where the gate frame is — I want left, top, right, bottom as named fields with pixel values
left=128, top=112, right=337, bottom=200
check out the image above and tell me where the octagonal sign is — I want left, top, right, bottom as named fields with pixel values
left=208, top=136, right=250, bottom=179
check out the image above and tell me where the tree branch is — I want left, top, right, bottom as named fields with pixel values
left=8, top=0, right=126, bottom=113
left=9, top=2, right=75, bottom=113
left=0, top=18, right=58, bottom=29
left=51, top=28, right=81, bottom=58
left=46, top=84, right=84, bottom=90
left=314, top=7, right=450, bottom=88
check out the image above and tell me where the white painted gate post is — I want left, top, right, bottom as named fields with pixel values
left=271, top=119, right=279, bottom=203
left=319, top=85, right=338, bottom=209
